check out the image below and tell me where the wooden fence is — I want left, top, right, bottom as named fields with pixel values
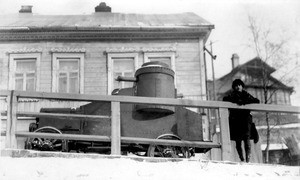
left=1, top=90, right=300, bottom=161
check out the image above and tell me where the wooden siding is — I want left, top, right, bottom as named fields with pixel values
left=0, top=39, right=204, bottom=111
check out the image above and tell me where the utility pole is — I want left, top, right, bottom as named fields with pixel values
left=204, top=41, right=217, bottom=100
left=210, top=41, right=216, bottom=101
left=204, top=42, right=218, bottom=160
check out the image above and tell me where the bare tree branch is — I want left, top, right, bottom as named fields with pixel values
left=246, top=13, right=298, bottom=163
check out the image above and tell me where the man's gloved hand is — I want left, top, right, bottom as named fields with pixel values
left=236, top=100, right=244, bottom=106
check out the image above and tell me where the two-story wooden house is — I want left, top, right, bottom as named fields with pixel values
left=0, top=4, right=214, bottom=148
left=208, top=54, right=299, bottom=164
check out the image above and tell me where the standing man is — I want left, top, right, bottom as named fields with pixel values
left=223, top=79, right=260, bottom=162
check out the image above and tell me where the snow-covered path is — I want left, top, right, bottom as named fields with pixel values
left=1, top=150, right=299, bottom=180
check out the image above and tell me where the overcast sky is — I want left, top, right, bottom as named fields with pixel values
left=1, top=0, right=299, bottom=106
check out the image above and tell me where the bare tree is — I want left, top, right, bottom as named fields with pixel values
left=247, top=14, right=299, bottom=163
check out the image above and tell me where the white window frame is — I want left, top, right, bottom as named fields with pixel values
left=52, top=53, right=84, bottom=93
left=143, top=52, right=176, bottom=86
left=284, top=91, right=291, bottom=105
left=8, top=53, right=41, bottom=91
left=276, top=90, right=285, bottom=105
left=107, top=53, right=139, bottom=94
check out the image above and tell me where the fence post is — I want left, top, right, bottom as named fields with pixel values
left=111, top=101, right=121, bottom=155
left=218, top=107, right=232, bottom=161
left=0, top=96, right=3, bottom=152
left=6, top=90, right=17, bottom=149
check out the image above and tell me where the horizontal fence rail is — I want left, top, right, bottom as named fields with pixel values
left=1, top=90, right=300, bottom=161
left=7, top=112, right=110, bottom=120
left=14, top=132, right=221, bottom=149
left=1, top=90, right=299, bottom=113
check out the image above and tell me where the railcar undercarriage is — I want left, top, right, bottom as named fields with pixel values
left=25, top=126, right=197, bottom=158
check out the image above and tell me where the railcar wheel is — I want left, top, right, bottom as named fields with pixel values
left=147, top=134, right=190, bottom=158
left=25, top=126, right=67, bottom=152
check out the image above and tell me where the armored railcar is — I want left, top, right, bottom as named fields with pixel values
left=25, top=61, right=212, bottom=158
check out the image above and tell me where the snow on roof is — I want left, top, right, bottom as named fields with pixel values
left=0, top=12, right=214, bottom=29
left=261, top=143, right=288, bottom=150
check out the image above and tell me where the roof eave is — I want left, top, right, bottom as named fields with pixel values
left=0, top=24, right=214, bottom=31
left=0, top=25, right=214, bottom=41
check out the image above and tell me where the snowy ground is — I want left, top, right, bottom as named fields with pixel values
left=1, top=151, right=299, bottom=180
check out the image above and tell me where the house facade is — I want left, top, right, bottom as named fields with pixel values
left=208, top=54, right=299, bottom=164
left=0, top=4, right=214, bottom=102
left=0, top=4, right=214, bottom=147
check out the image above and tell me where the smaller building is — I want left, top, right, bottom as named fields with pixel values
left=208, top=54, right=299, bottom=164
left=211, top=54, right=293, bottom=104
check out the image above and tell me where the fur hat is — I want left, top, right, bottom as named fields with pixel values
left=232, top=79, right=245, bottom=89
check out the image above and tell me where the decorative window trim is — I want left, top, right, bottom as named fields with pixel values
left=107, top=53, right=139, bottom=94
left=52, top=53, right=85, bottom=93
left=18, top=98, right=40, bottom=102
left=105, top=46, right=176, bottom=53
left=142, top=47, right=176, bottom=52
left=7, top=48, right=42, bottom=54
left=8, top=53, right=41, bottom=91
left=50, top=48, right=86, bottom=53
left=105, top=47, right=140, bottom=53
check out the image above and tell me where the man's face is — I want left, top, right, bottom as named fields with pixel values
left=234, top=84, right=243, bottom=92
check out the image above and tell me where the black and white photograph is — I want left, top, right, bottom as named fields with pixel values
left=0, top=0, right=299, bottom=179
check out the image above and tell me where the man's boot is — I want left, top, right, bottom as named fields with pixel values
left=236, top=147, right=244, bottom=162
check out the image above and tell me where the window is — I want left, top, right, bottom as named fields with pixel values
left=276, top=90, right=285, bottom=105
left=9, top=53, right=40, bottom=91
left=256, top=89, right=263, bottom=102
left=284, top=91, right=291, bottom=105
left=144, top=52, right=175, bottom=71
left=267, top=91, right=277, bottom=104
left=143, top=52, right=176, bottom=85
left=240, top=73, right=246, bottom=82
left=113, top=58, right=135, bottom=89
left=58, top=59, right=79, bottom=93
left=107, top=53, right=138, bottom=94
left=52, top=53, right=84, bottom=93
